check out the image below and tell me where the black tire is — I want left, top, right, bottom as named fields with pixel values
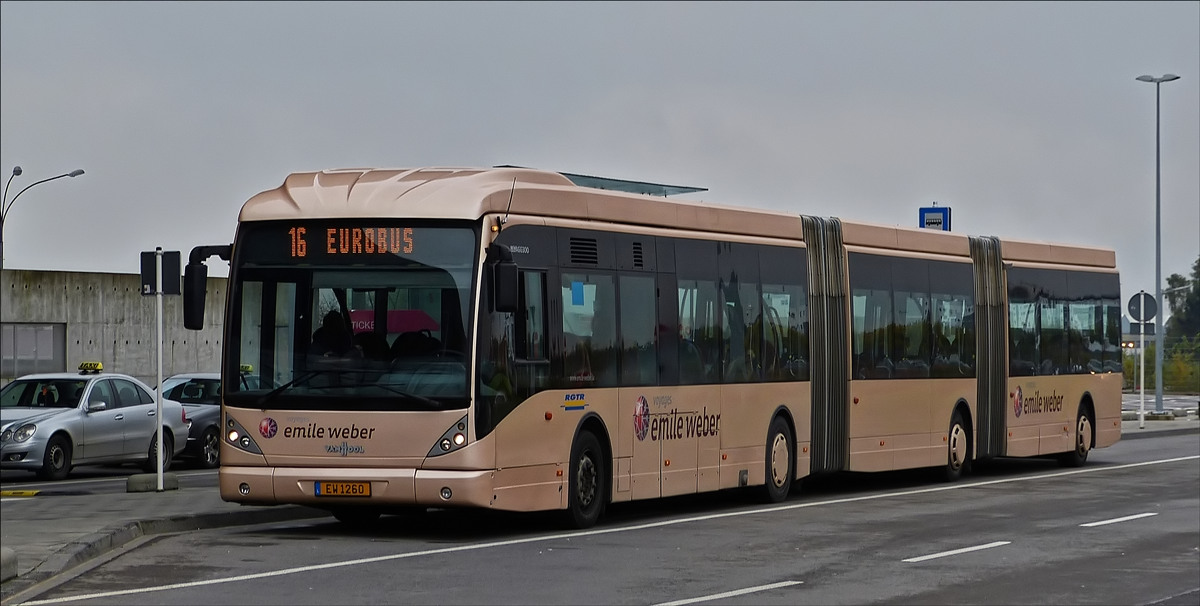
left=1058, top=409, right=1093, bottom=467
left=763, top=416, right=794, bottom=503
left=332, top=507, right=382, bottom=528
left=143, top=433, right=174, bottom=473
left=943, top=410, right=971, bottom=482
left=38, top=435, right=72, bottom=481
left=199, top=427, right=221, bottom=469
left=565, top=430, right=607, bottom=529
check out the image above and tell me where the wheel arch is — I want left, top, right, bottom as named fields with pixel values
left=571, top=412, right=613, bottom=503
left=49, top=428, right=76, bottom=448
left=1077, top=392, right=1097, bottom=441
left=953, top=398, right=975, bottom=457
left=769, top=404, right=799, bottom=481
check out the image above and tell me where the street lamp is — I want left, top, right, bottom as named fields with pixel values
left=1135, top=73, right=1180, bottom=413
left=0, top=166, right=85, bottom=271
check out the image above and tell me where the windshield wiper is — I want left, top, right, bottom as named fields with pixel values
left=254, top=370, right=327, bottom=408
left=370, top=383, right=443, bottom=408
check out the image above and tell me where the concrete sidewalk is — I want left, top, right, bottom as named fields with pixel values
left=0, top=478, right=327, bottom=603
left=2, top=417, right=1197, bottom=603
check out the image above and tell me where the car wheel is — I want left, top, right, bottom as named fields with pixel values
left=199, top=427, right=220, bottom=469
left=38, top=435, right=72, bottom=481
left=143, top=433, right=174, bottom=473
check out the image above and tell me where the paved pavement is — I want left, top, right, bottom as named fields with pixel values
left=1, top=415, right=1197, bottom=604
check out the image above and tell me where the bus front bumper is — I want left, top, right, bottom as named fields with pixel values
left=219, top=466, right=497, bottom=509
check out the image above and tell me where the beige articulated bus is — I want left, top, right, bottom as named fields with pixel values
left=182, top=166, right=1122, bottom=528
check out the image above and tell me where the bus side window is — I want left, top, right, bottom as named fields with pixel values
left=618, top=275, right=657, bottom=386
left=561, top=273, right=616, bottom=387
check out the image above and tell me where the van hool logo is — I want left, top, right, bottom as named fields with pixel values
left=633, top=396, right=650, bottom=441
left=325, top=442, right=365, bottom=456
left=1013, top=387, right=1023, bottom=418
left=259, top=417, right=278, bottom=438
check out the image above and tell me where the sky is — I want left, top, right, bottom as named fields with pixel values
left=2, top=1, right=1198, bottom=312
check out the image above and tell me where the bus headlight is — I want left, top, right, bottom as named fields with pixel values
left=428, top=415, right=469, bottom=457
left=224, top=418, right=262, bottom=454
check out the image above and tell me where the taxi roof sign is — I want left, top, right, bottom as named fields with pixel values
left=239, top=363, right=254, bottom=373
left=78, top=361, right=104, bottom=374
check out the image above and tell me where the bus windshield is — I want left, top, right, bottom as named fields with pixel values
left=224, top=221, right=478, bottom=412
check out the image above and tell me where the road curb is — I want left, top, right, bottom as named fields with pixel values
left=1121, top=425, right=1200, bottom=440
left=0, top=505, right=327, bottom=600
left=0, top=548, right=15, bottom=585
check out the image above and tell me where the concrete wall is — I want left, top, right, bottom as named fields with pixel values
left=1, top=269, right=227, bottom=386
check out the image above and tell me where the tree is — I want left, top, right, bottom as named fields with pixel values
left=1164, top=255, right=1200, bottom=342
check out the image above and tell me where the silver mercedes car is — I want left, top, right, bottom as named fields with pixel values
left=0, top=362, right=190, bottom=480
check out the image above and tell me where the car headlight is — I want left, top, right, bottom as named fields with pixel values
left=0, top=428, right=11, bottom=442
left=13, top=424, right=37, bottom=443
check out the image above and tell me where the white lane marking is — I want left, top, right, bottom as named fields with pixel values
left=18, top=454, right=1200, bottom=605
left=902, top=541, right=1011, bottom=563
left=1080, top=512, right=1159, bottom=527
left=652, top=580, right=803, bottom=606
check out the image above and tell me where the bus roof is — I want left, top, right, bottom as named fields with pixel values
left=237, top=166, right=1115, bottom=269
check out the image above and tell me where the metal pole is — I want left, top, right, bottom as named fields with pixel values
left=1138, top=73, right=1179, bottom=411
left=0, top=168, right=84, bottom=271
left=1153, top=81, right=1164, bottom=413
left=1139, top=292, right=1146, bottom=428
left=156, top=247, right=165, bottom=490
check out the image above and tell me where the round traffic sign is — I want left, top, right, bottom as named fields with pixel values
left=1128, top=291, right=1157, bottom=322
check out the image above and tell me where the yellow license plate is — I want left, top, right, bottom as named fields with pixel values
left=314, top=481, right=371, bottom=497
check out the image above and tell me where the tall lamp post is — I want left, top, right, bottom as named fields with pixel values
left=1135, top=73, right=1180, bottom=413
left=0, top=166, right=86, bottom=271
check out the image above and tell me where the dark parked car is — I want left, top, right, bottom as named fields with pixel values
left=158, top=373, right=221, bottom=468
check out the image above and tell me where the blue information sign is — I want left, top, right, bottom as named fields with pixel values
left=919, top=206, right=951, bottom=231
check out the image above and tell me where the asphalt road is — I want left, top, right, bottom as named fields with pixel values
left=13, top=433, right=1198, bottom=606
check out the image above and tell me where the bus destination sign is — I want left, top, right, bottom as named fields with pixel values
left=286, top=226, right=414, bottom=259
left=238, top=221, right=474, bottom=267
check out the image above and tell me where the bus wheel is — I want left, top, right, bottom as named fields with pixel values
left=943, top=411, right=970, bottom=482
left=763, top=416, right=793, bottom=503
left=332, top=508, right=382, bottom=528
left=1058, top=410, right=1093, bottom=467
left=566, top=430, right=607, bottom=529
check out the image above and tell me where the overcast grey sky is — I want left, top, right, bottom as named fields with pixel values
left=2, top=1, right=1197, bottom=304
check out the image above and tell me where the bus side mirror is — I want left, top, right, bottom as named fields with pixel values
left=183, top=262, right=208, bottom=330
left=183, top=244, right=231, bottom=330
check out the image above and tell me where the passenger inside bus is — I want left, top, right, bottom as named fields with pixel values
left=311, top=310, right=354, bottom=357
left=353, top=332, right=391, bottom=362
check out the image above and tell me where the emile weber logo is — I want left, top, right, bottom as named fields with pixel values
left=633, top=395, right=720, bottom=442
left=1012, top=386, right=1064, bottom=418
left=259, top=417, right=376, bottom=456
